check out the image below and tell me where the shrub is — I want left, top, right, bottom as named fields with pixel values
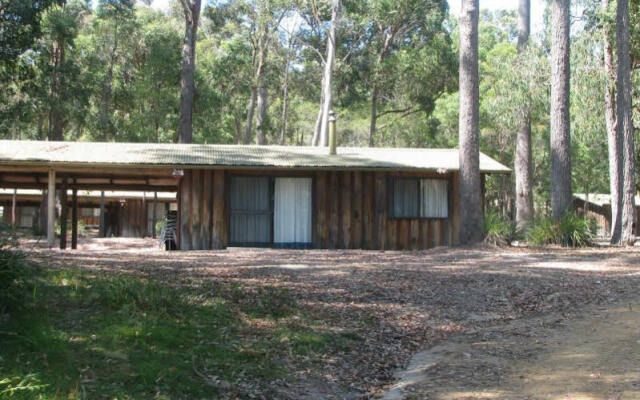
left=526, top=212, right=593, bottom=247
left=484, top=212, right=515, bottom=246
left=0, top=223, right=36, bottom=313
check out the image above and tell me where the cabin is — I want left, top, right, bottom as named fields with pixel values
left=0, top=189, right=176, bottom=237
left=573, top=193, right=640, bottom=237
left=0, top=140, right=510, bottom=250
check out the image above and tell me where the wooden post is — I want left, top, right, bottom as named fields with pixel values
left=71, top=189, right=78, bottom=249
left=328, top=171, right=339, bottom=248
left=59, top=181, right=68, bottom=250
left=11, top=188, right=16, bottom=228
left=152, top=192, right=157, bottom=238
left=211, top=170, right=226, bottom=249
left=99, top=191, right=105, bottom=237
left=47, top=170, right=56, bottom=247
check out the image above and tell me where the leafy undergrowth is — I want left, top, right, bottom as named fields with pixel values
left=0, top=268, right=357, bottom=399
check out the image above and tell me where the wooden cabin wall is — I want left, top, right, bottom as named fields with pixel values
left=118, top=199, right=147, bottom=237
left=312, top=170, right=460, bottom=250
left=178, top=169, right=226, bottom=250
left=177, top=168, right=461, bottom=250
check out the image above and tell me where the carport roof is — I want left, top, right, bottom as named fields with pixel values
left=0, top=140, right=511, bottom=173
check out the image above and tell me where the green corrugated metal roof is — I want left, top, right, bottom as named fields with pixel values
left=0, top=140, right=511, bottom=173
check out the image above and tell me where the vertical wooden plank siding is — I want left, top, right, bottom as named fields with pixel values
left=201, top=170, right=212, bottom=249
left=180, top=170, right=191, bottom=250
left=314, top=172, right=328, bottom=248
left=363, top=173, right=374, bottom=249
left=374, top=172, right=387, bottom=250
left=328, top=171, right=339, bottom=249
left=211, top=169, right=226, bottom=249
left=191, top=170, right=202, bottom=249
left=351, top=171, right=363, bottom=248
left=451, top=172, right=461, bottom=245
left=340, top=172, right=352, bottom=248
left=174, top=168, right=465, bottom=250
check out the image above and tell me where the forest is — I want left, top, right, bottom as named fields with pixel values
left=1, top=0, right=639, bottom=241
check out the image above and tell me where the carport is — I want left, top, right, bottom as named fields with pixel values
left=0, top=141, right=180, bottom=248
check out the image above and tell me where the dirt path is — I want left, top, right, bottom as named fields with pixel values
left=509, top=301, right=640, bottom=400
left=383, top=299, right=640, bottom=400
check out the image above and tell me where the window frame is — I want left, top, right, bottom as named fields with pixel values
left=388, top=176, right=451, bottom=220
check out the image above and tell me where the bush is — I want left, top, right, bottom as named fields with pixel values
left=484, top=212, right=515, bottom=246
left=0, top=223, right=36, bottom=313
left=526, top=212, right=593, bottom=247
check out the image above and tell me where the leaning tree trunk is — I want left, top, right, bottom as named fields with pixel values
left=317, top=0, right=341, bottom=147
left=550, top=0, right=572, bottom=221
left=178, top=0, right=201, bottom=144
left=515, top=0, right=533, bottom=232
left=616, top=0, right=636, bottom=244
left=603, top=0, right=623, bottom=243
left=458, top=0, right=483, bottom=245
left=368, top=84, right=378, bottom=147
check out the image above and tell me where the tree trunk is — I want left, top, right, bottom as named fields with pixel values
left=311, top=104, right=322, bottom=145
left=368, top=84, right=378, bottom=147
left=616, top=0, right=636, bottom=244
left=279, top=37, right=293, bottom=145
left=550, top=0, right=572, bottom=221
left=244, top=87, right=257, bottom=144
left=458, top=0, right=483, bottom=245
left=603, top=0, right=622, bottom=243
left=256, top=85, right=268, bottom=144
left=318, top=0, right=341, bottom=147
left=515, top=0, right=533, bottom=231
left=50, top=38, right=65, bottom=141
left=178, top=0, right=201, bottom=144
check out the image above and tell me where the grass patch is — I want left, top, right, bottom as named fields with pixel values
left=0, top=267, right=358, bottom=399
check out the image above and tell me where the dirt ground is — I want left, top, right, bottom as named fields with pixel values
left=21, top=238, right=640, bottom=399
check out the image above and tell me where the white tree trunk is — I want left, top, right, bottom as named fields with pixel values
left=550, top=0, right=572, bottom=221
left=317, top=0, right=341, bottom=147
left=616, top=0, right=636, bottom=244
left=458, top=0, right=483, bottom=244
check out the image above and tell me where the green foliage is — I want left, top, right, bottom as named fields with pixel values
left=0, top=223, right=36, bottom=313
left=483, top=212, right=515, bottom=246
left=526, top=212, right=593, bottom=247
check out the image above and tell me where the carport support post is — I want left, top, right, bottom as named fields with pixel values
left=47, top=170, right=56, bottom=247
left=99, top=191, right=105, bottom=237
left=59, top=181, right=68, bottom=249
left=71, top=189, right=78, bottom=249
left=11, top=188, right=16, bottom=228
left=152, top=191, right=157, bottom=239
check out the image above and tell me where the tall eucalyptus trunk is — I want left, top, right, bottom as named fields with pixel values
left=458, top=0, right=483, bottom=244
left=515, top=0, right=533, bottom=231
left=178, top=0, right=201, bottom=144
left=549, top=0, right=572, bottom=221
left=603, top=0, right=622, bottom=243
left=317, top=0, right=341, bottom=147
left=616, top=0, right=636, bottom=244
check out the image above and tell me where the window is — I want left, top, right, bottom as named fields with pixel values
left=391, top=178, right=448, bottom=218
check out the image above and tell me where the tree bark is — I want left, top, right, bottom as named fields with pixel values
left=369, top=84, right=378, bottom=147
left=603, top=0, right=623, bottom=243
left=515, top=0, right=533, bottom=231
left=616, top=0, right=636, bottom=244
left=318, top=0, right=341, bottom=147
left=458, top=0, right=483, bottom=245
left=256, top=85, right=268, bottom=144
left=244, top=87, right=257, bottom=144
left=550, top=0, right=572, bottom=221
left=178, top=0, right=201, bottom=144
left=279, top=36, right=294, bottom=145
